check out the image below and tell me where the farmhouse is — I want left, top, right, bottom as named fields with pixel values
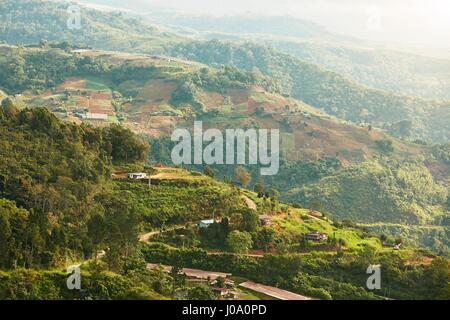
left=212, top=288, right=238, bottom=299
left=128, top=172, right=147, bottom=179
left=305, top=231, right=328, bottom=241
left=211, top=279, right=235, bottom=288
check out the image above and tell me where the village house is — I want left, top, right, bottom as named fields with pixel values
left=212, top=288, right=238, bottom=299
left=128, top=172, right=147, bottom=179
left=304, top=231, right=328, bottom=241
left=211, top=279, right=235, bottom=289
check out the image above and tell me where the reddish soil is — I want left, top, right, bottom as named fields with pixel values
left=73, top=96, right=89, bottom=108
left=138, top=80, right=176, bottom=102
left=426, top=160, right=450, bottom=183
left=90, top=91, right=111, bottom=100
left=228, top=88, right=249, bottom=105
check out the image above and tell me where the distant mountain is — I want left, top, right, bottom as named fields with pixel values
left=167, top=40, right=450, bottom=144
left=137, top=10, right=450, bottom=100
left=270, top=40, right=450, bottom=100
left=154, top=14, right=338, bottom=39
left=0, top=0, right=182, bottom=51
left=2, top=1, right=448, bottom=144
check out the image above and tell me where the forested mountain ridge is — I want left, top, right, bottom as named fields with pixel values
left=143, top=11, right=450, bottom=100
left=151, top=14, right=344, bottom=41
left=0, top=44, right=448, bottom=255
left=0, top=43, right=450, bottom=241
left=166, top=40, right=450, bottom=144
left=0, top=101, right=149, bottom=268
left=0, top=0, right=182, bottom=52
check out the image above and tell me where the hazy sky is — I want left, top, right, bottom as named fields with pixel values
left=82, top=0, right=450, bottom=48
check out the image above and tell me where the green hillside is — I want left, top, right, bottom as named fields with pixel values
left=1, top=98, right=449, bottom=299
left=285, top=161, right=448, bottom=224
left=0, top=0, right=449, bottom=302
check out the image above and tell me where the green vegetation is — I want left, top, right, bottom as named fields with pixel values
left=142, top=242, right=450, bottom=300
left=0, top=2, right=448, bottom=300
left=0, top=267, right=165, bottom=300
left=226, top=230, right=253, bottom=254
left=112, top=179, right=242, bottom=228
left=285, top=161, right=449, bottom=225
left=5, top=43, right=442, bottom=255
left=0, top=104, right=448, bottom=299
left=167, top=40, right=450, bottom=143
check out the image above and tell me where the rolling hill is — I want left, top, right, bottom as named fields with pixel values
left=0, top=0, right=449, bottom=301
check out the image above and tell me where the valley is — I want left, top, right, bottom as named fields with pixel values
left=0, top=0, right=448, bottom=301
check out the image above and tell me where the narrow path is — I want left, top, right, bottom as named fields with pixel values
left=243, top=195, right=257, bottom=210
left=139, top=223, right=196, bottom=242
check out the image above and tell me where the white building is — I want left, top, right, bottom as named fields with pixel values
left=128, top=172, right=147, bottom=179
left=198, top=219, right=215, bottom=228
left=80, top=113, right=108, bottom=120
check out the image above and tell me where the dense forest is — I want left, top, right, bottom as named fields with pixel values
left=143, top=242, right=450, bottom=300
left=151, top=12, right=450, bottom=100
left=0, top=102, right=147, bottom=269
left=0, top=102, right=246, bottom=300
